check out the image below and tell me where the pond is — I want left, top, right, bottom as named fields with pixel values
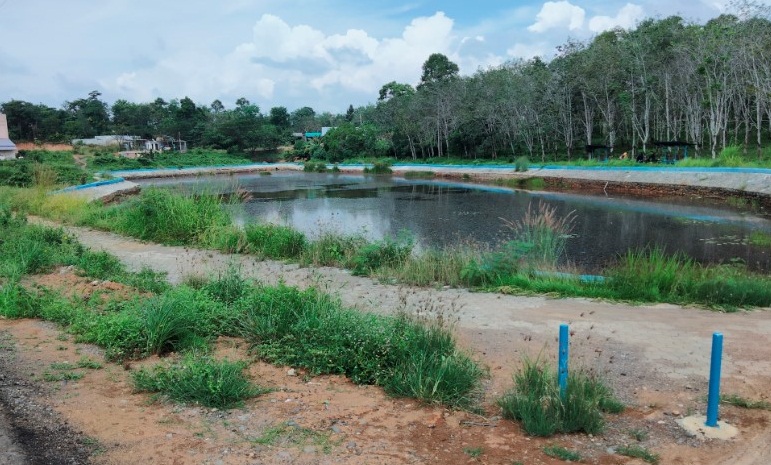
left=137, top=172, right=771, bottom=273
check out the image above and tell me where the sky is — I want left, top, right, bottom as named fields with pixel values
left=0, top=0, right=764, bottom=114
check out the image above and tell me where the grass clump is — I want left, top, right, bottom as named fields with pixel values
left=303, top=161, right=328, bottom=172
left=498, top=357, right=622, bottom=436
left=616, top=445, right=660, bottom=464
left=721, top=394, right=771, bottom=410
left=132, top=355, right=264, bottom=409
left=244, top=223, right=307, bottom=259
left=236, top=283, right=483, bottom=408
left=606, top=247, right=771, bottom=308
left=515, top=156, right=529, bottom=172
left=351, top=234, right=414, bottom=276
left=254, top=422, right=336, bottom=452
left=363, top=161, right=393, bottom=174
left=543, top=445, right=582, bottom=462
left=403, top=170, right=436, bottom=179
left=300, top=231, right=366, bottom=267
left=98, top=188, right=231, bottom=245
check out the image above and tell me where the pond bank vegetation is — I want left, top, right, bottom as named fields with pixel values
left=3, top=185, right=769, bottom=310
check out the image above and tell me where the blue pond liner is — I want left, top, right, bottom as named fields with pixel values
left=53, top=177, right=127, bottom=193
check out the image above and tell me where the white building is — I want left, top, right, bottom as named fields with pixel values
left=0, top=113, right=18, bottom=160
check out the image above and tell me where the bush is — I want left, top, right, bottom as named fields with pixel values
left=363, top=161, right=393, bottom=174
left=515, top=156, right=529, bottom=172
left=132, top=355, right=264, bottom=408
left=303, top=161, right=328, bottom=172
left=498, top=357, right=622, bottom=436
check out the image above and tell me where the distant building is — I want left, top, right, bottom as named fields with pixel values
left=72, top=134, right=187, bottom=156
left=0, top=113, right=18, bottom=160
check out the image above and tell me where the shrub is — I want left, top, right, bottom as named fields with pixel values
left=363, top=161, right=393, bottom=174
left=515, top=156, right=529, bottom=172
left=498, top=357, right=623, bottom=436
left=132, top=355, right=264, bottom=408
left=303, top=161, right=328, bottom=172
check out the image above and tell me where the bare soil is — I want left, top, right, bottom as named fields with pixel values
left=1, top=221, right=770, bottom=465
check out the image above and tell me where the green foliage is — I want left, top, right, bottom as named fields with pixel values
left=132, top=355, right=264, bottom=409
left=107, top=188, right=231, bottom=245
left=244, top=222, right=307, bottom=259
left=300, top=231, right=366, bottom=267
left=515, top=156, right=529, bottom=172
left=235, top=283, right=483, bottom=408
left=607, top=248, right=771, bottom=308
left=323, top=123, right=388, bottom=161
left=253, top=422, right=335, bottom=452
left=303, top=160, right=328, bottom=172
left=403, top=171, right=436, bottom=179
left=498, top=357, right=622, bottom=436
left=749, top=231, right=771, bottom=247
left=543, top=445, right=582, bottom=462
left=616, top=445, right=660, bottom=464
left=351, top=234, right=413, bottom=275
left=0, top=152, right=87, bottom=188
left=721, top=394, right=771, bottom=410
left=463, top=447, right=483, bottom=458
left=362, top=160, right=393, bottom=174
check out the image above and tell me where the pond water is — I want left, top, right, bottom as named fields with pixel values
left=137, top=172, right=771, bottom=273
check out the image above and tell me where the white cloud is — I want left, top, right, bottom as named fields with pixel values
left=528, top=1, right=585, bottom=33
left=507, top=42, right=550, bottom=60
left=588, top=3, right=645, bottom=32
left=101, top=11, right=457, bottom=108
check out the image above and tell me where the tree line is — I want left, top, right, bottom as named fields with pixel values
left=361, top=10, right=771, bottom=161
left=3, top=8, right=771, bottom=162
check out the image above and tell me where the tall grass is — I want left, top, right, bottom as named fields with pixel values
left=501, top=202, right=576, bottom=268
left=498, top=357, right=623, bottom=436
left=234, top=282, right=483, bottom=408
left=606, top=247, right=771, bottom=308
left=103, top=188, right=231, bottom=244
left=132, top=355, right=265, bottom=408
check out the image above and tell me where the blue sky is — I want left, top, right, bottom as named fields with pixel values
left=0, top=0, right=762, bottom=113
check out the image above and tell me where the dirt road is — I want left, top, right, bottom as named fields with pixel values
left=24, top=221, right=771, bottom=461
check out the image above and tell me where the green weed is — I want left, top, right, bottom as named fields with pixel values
left=543, top=445, right=582, bottom=462
left=498, top=357, right=622, bottom=436
left=363, top=161, right=393, bottom=174
left=132, top=355, right=264, bottom=409
left=616, top=445, right=660, bottom=464
left=463, top=446, right=483, bottom=458
left=403, top=170, right=436, bottom=179
left=244, top=222, right=307, bottom=259
left=303, top=161, right=328, bottom=172
left=721, top=394, right=771, bottom=410
left=254, top=422, right=336, bottom=453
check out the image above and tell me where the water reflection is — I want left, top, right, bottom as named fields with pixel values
left=137, top=172, right=771, bottom=272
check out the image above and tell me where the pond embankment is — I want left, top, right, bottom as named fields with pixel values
left=102, top=163, right=771, bottom=209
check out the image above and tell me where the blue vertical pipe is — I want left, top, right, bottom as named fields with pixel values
left=706, top=332, right=724, bottom=427
left=558, top=324, right=569, bottom=398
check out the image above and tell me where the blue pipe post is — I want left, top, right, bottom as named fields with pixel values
left=706, top=332, right=724, bottom=427
left=558, top=324, right=569, bottom=398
